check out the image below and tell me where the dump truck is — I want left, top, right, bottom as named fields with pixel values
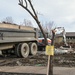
left=0, top=23, right=38, bottom=58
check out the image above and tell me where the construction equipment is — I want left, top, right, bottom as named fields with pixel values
left=53, top=27, right=73, bottom=53
left=53, top=27, right=68, bottom=46
left=38, top=31, right=51, bottom=51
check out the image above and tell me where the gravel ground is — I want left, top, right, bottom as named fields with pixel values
left=0, top=51, right=75, bottom=67
left=0, top=51, right=75, bottom=75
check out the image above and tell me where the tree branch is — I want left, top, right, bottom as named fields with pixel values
left=19, top=0, right=28, bottom=8
left=19, top=3, right=36, bottom=20
left=19, top=0, right=23, bottom=5
left=24, top=0, right=27, bottom=8
left=18, top=0, right=48, bottom=45
left=28, top=0, right=38, bottom=19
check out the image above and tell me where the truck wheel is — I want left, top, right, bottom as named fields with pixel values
left=20, top=43, right=29, bottom=58
left=30, top=43, right=37, bottom=55
left=15, top=43, right=22, bottom=57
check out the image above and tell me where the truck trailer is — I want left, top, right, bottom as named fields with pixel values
left=0, top=23, right=38, bottom=58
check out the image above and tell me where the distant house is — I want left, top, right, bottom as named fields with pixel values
left=55, top=32, right=75, bottom=44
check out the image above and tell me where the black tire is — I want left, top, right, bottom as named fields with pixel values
left=20, top=43, right=29, bottom=58
left=15, top=43, right=22, bottom=57
left=30, top=42, right=37, bottom=55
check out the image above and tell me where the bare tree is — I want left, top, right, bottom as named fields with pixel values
left=23, top=19, right=33, bottom=27
left=2, top=16, right=14, bottom=24
left=38, top=21, right=54, bottom=38
left=19, top=1, right=55, bottom=75
left=46, top=21, right=54, bottom=34
left=18, top=0, right=48, bottom=45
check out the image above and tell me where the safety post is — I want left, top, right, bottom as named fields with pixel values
left=46, top=30, right=55, bottom=75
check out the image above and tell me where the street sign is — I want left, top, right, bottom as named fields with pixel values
left=46, top=45, right=54, bottom=55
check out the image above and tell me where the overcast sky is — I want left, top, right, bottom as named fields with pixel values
left=0, top=0, right=75, bottom=32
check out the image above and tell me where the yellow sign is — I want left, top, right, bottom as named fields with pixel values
left=45, top=45, right=54, bottom=55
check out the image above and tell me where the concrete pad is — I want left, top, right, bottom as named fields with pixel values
left=0, top=66, right=75, bottom=75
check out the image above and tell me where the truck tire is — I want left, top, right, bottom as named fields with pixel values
left=20, top=43, right=29, bottom=58
left=30, top=43, right=37, bottom=55
left=15, top=43, right=22, bottom=57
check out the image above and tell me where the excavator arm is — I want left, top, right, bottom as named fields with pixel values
left=53, top=27, right=68, bottom=46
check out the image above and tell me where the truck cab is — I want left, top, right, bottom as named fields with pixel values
left=38, top=31, right=51, bottom=50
